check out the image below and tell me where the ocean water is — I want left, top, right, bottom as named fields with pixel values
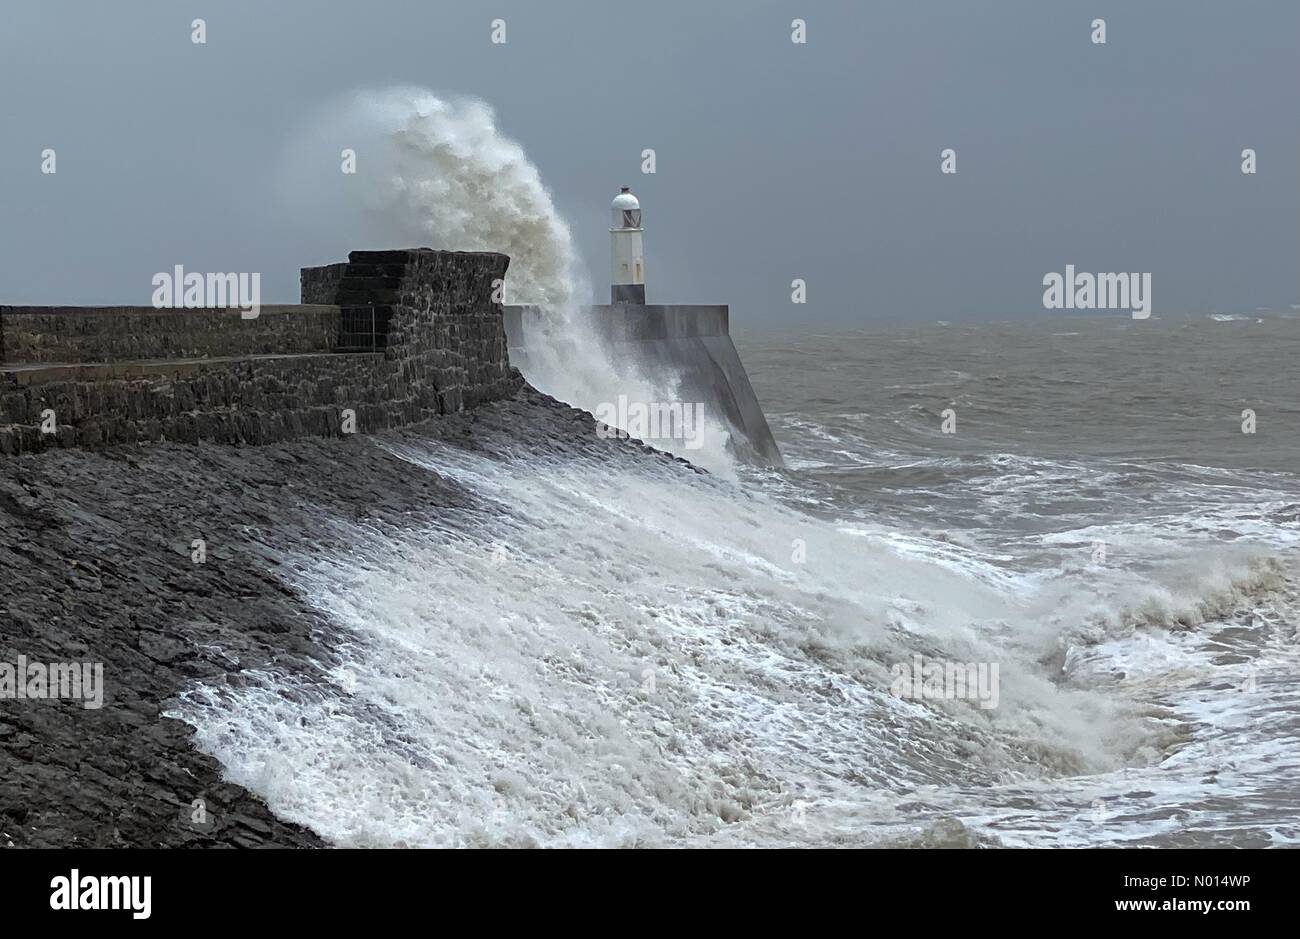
left=175, top=313, right=1300, bottom=848
left=171, top=86, right=1300, bottom=846
left=737, top=314, right=1300, bottom=847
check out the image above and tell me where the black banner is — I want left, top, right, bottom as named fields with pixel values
left=0, top=848, right=1281, bottom=925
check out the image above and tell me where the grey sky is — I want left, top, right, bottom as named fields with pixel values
left=2, top=0, right=1296, bottom=327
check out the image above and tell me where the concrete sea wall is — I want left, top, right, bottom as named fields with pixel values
left=0, top=249, right=522, bottom=455
left=504, top=303, right=783, bottom=466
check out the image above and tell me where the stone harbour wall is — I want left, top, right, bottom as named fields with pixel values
left=0, top=305, right=340, bottom=364
left=299, top=248, right=519, bottom=413
left=0, top=353, right=388, bottom=454
left=0, top=249, right=522, bottom=454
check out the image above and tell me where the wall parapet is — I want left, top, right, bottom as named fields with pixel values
left=0, top=305, right=339, bottom=364
left=1, top=248, right=521, bottom=454
left=300, top=248, right=517, bottom=412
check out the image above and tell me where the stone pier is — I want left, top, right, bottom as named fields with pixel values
left=0, top=249, right=523, bottom=454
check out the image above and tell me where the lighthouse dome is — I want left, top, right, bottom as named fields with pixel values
left=611, top=187, right=642, bottom=229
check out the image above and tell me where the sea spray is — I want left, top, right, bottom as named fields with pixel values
left=168, top=316, right=1300, bottom=848
left=280, top=86, right=736, bottom=471
left=172, top=424, right=1162, bottom=847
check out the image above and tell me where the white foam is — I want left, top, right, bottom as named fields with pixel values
left=174, top=440, right=1208, bottom=847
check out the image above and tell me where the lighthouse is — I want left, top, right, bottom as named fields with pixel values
left=500, top=185, right=784, bottom=465
left=610, top=187, right=646, bottom=304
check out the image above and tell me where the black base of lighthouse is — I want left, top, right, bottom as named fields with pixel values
left=611, top=284, right=646, bottom=304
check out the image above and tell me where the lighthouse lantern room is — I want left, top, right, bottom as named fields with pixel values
left=610, top=186, right=646, bottom=304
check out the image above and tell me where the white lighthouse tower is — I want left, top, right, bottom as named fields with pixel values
left=610, top=186, right=645, bottom=304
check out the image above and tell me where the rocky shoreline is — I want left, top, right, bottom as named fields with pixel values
left=0, top=384, right=687, bottom=847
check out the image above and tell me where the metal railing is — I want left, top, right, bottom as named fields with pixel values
left=337, top=304, right=381, bottom=352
